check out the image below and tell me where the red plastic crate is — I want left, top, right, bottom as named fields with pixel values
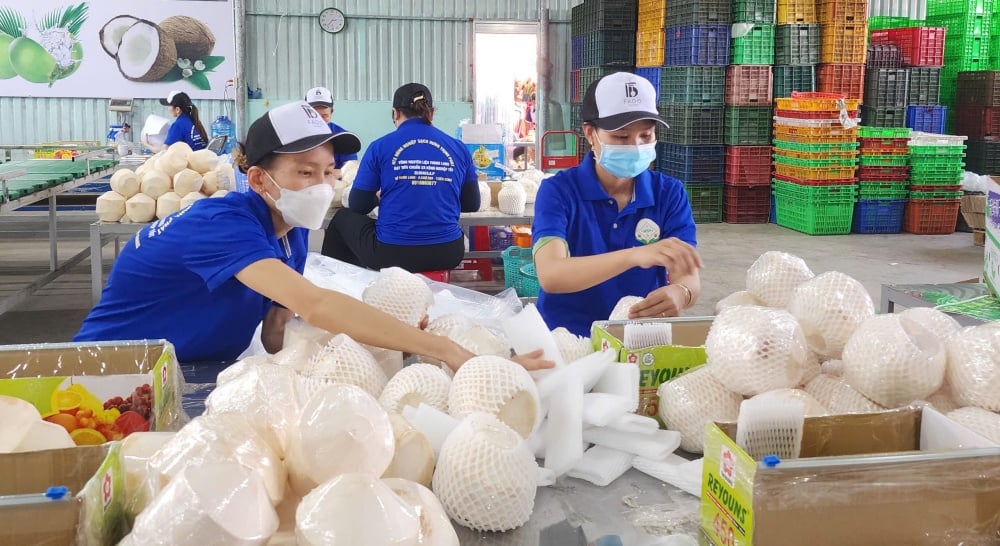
left=820, top=24, right=868, bottom=64
left=724, top=146, right=772, bottom=185
left=724, top=183, right=771, bottom=223
left=903, top=199, right=960, bottom=234
left=420, top=270, right=451, bottom=283
left=570, top=70, right=582, bottom=103
left=725, top=65, right=773, bottom=106
left=819, top=0, right=867, bottom=24
left=870, top=27, right=946, bottom=67
left=954, top=107, right=1000, bottom=140
left=859, top=137, right=910, bottom=154
left=858, top=165, right=910, bottom=180
left=452, top=258, right=494, bottom=281
left=816, top=64, right=865, bottom=101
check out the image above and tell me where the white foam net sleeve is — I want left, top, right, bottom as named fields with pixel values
left=803, top=374, right=884, bottom=415
left=946, top=407, right=1000, bottom=444
left=736, top=397, right=805, bottom=460
left=946, top=323, right=1000, bottom=411
left=426, top=313, right=474, bottom=339
left=454, top=325, right=513, bottom=358
left=899, top=307, right=961, bottom=344
left=448, top=356, right=539, bottom=439
left=378, top=363, right=452, bottom=414
left=362, top=267, right=435, bottom=327
left=609, top=296, right=644, bottom=320
left=750, top=388, right=828, bottom=417
left=787, top=271, right=874, bottom=360
left=926, top=386, right=961, bottom=414
left=552, top=327, right=595, bottom=363
left=300, top=334, right=388, bottom=399
left=745, top=251, right=814, bottom=308
left=715, top=290, right=763, bottom=314
left=657, top=366, right=742, bottom=453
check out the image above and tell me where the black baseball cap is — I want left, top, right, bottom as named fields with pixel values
left=160, top=90, right=193, bottom=108
left=244, top=101, right=362, bottom=168
left=393, top=83, right=433, bottom=109
left=581, top=72, right=668, bottom=131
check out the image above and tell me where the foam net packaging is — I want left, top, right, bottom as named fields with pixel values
left=300, top=334, right=388, bottom=399
left=426, top=313, right=474, bottom=339
left=295, top=473, right=420, bottom=546
left=378, top=363, right=452, bottom=414
left=946, top=323, right=1000, bottom=411
left=751, top=388, right=829, bottom=417
left=454, top=325, right=512, bottom=358
left=431, top=412, right=538, bottom=532
left=946, top=407, right=1000, bottom=444
left=842, top=314, right=946, bottom=408
left=926, top=386, right=961, bottom=414
left=745, top=251, right=815, bottom=308
left=704, top=306, right=810, bottom=396
left=715, top=290, right=763, bottom=313
left=448, top=356, right=539, bottom=439
left=787, top=271, right=875, bottom=360
left=657, top=366, right=742, bottom=453
left=803, top=374, right=884, bottom=414
left=362, top=266, right=435, bottom=326
left=899, top=307, right=961, bottom=344
left=551, top=327, right=594, bottom=363
left=609, top=296, right=644, bottom=320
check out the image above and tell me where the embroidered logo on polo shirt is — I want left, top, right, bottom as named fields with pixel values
left=635, top=218, right=660, bottom=244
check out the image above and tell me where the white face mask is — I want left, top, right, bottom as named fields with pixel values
left=263, top=171, right=334, bottom=230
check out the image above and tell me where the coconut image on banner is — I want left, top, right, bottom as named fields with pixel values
left=0, top=3, right=87, bottom=85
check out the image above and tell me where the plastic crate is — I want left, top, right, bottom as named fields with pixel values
left=572, top=37, right=584, bottom=70
left=927, top=0, right=994, bottom=17
left=954, top=106, right=1000, bottom=139
left=852, top=199, right=906, bottom=233
left=636, top=28, right=667, bottom=67
left=869, top=28, right=947, bottom=67
left=859, top=137, right=910, bottom=154
left=582, top=30, right=637, bottom=67
left=570, top=103, right=582, bottom=131
left=870, top=16, right=921, bottom=30
left=777, top=0, right=818, bottom=24
left=772, top=65, right=817, bottom=98
left=571, top=3, right=585, bottom=37
left=658, top=66, right=726, bottom=105
left=638, top=0, right=668, bottom=32
left=956, top=70, right=1000, bottom=107
left=966, top=140, right=1000, bottom=174
left=858, top=126, right=911, bottom=138
left=819, top=0, right=867, bottom=25
left=773, top=172, right=858, bottom=186
left=570, top=70, right=582, bottom=103
left=725, top=145, right=772, bottom=184
left=927, top=13, right=990, bottom=37
left=820, top=24, right=868, bottom=63
left=773, top=157, right=858, bottom=180
left=775, top=91, right=861, bottom=111
left=907, top=67, right=942, bottom=105
left=775, top=108, right=860, bottom=120
left=724, top=106, right=773, bottom=145
left=665, top=25, right=731, bottom=66
left=859, top=154, right=910, bottom=167
left=684, top=183, right=724, bottom=223
left=580, top=67, right=620, bottom=98
left=731, top=23, right=775, bottom=65
left=816, top=64, right=865, bottom=100
left=635, top=67, right=662, bottom=97
left=858, top=182, right=909, bottom=199
left=774, top=147, right=858, bottom=160
left=733, top=0, right=777, bottom=23
left=581, top=0, right=639, bottom=33
left=773, top=181, right=856, bottom=234
left=774, top=140, right=860, bottom=152
left=655, top=143, right=726, bottom=183
left=944, top=54, right=991, bottom=72
left=774, top=24, right=821, bottom=65
left=665, top=0, right=732, bottom=25
left=502, top=246, right=534, bottom=295
left=863, top=69, right=910, bottom=108
left=772, top=124, right=859, bottom=142
left=725, top=66, right=773, bottom=106
left=944, top=34, right=989, bottom=60
left=658, top=105, right=725, bottom=144
left=906, top=105, right=948, bottom=133
left=866, top=44, right=903, bottom=68
left=861, top=106, right=907, bottom=128
left=724, top=183, right=772, bottom=222
left=903, top=198, right=961, bottom=234
left=909, top=188, right=963, bottom=199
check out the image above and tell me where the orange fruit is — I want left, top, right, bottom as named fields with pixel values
left=50, top=390, right=82, bottom=412
left=44, top=413, right=79, bottom=433
left=70, top=428, right=106, bottom=446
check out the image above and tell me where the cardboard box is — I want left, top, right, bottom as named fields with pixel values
left=0, top=443, right=128, bottom=545
left=591, top=317, right=710, bottom=420
left=462, top=124, right=506, bottom=180
left=975, top=229, right=986, bottom=247
left=962, top=193, right=986, bottom=231
left=985, top=177, right=1000, bottom=297
left=700, top=406, right=1000, bottom=546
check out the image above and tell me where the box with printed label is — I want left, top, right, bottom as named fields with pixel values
left=700, top=406, right=1000, bottom=546
left=985, top=177, right=1000, bottom=299
left=591, top=317, right=710, bottom=422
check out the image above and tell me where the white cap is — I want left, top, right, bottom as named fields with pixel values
left=305, top=86, right=333, bottom=108
left=581, top=72, right=668, bottom=131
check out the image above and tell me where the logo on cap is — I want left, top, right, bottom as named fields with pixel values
left=301, top=105, right=319, bottom=119
left=625, top=83, right=639, bottom=98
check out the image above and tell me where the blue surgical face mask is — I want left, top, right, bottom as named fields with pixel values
left=595, top=139, right=657, bottom=179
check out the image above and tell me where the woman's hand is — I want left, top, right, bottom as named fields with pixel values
left=629, top=285, right=686, bottom=319
left=630, top=238, right=702, bottom=278
left=511, top=349, right=556, bottom=371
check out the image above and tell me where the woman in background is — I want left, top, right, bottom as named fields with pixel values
left=149, top=90, right=208, bottom=152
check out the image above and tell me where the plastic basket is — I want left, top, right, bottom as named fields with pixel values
left=774, top=24, right=821, bottom=64
left=777, top=0, right=818, bottom=24
left=927, top=0, right=994, bottom=17
left=820, top=23, right=868, bottom=63
left=852, top=199, right=906, bottom=233
left=775, top=147, right=859, bottom=160
left=903, top=198, right=961, bottom=234
left=858, top=126, right=911, bottom=138
left=731, top=23, right=776, bottom=65
left=775, top=109, right=860, bottom=120
left=954, top=106, right=1000, bottom=139
left=734, top=0, right=777, bottom=23
left=665, top=25, right=731, bottom=66
left=863, top=68, right=910, bottom=108
left=572, top=37, right=584, bottom=70
left=665, top=0, right=732, bottom=25
left=658, top=66, right=726, bottom=105
left=869, top=16, right=920, bottom=30
left=725, top=145, right=772, bottom=185
left=773, top=181, right=856, bottom=234
left=772, top=65, right=817, bottom=98
left=859, top=154, right=909, bottom=167
left=772, top=124, right=859, bottom=141
left=773, top=173, right=858, bottom=186
left=869, top=27, right=947, bottom=67
left=774, top=140, right=860, bottom=152
left=635, top=67, right=662, bottom=98
left=908, top=144, right=967, bottom=157
left=775, top=92, right=860, bottom=111
left=858, top=165, right=911, bottom=180
left=655, top=143, right=726, bottom=183
left=908, top=188, right=963, bottom=199
left=517, top=264, right=540, bottom=298
left=859, top=137, right=910, bottom=154
left=966, top=140, right=1000, bottom=175
left=773, top=159, right=858, bottom=180
left=866, top=44, right=903, bottom=69
left=581, top=0, right=639, bottom=33
left=685, top=183, right=724, bottom=223
left=858, top=182, right=909, bottom=199
left=570, top=70, right=582, bottom=103
left=502, top=246, right=535, bottom=295
left=582, top=30, right=637, bottom=67
left=816, top=64, right=865, bottom=100
left=724, top=183, right=771, bottom=223
left=818, top=0, right=867, bottom=25
left=580, top=67, right=621, bottom=98
left=861, top=106, right=907, bottom=128
left=724, top=106, right=773, bottom=145
left=956, top=71, right=1000, bottom=107
left=658, top=105, right=725, bottom=145
left=725, top=65, right=773, bottom=106
left=907, top=67, right=943, bottom=105
left=906, top=105, right=948, bottom=133
left=638, top=0, right=668, bottom=32
left=636, top=28, right=667, bottom=67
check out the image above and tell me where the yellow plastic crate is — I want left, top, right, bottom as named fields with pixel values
left=777, top=0, right=818, bottom=23
left=636, top=28, right=666, bottom=67
left=638, top=0, right=667, bottom=32
left=775, top=95, right=861, bottom=111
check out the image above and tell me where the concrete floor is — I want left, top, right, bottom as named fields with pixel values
left=0, top=212, right=985, bottom=345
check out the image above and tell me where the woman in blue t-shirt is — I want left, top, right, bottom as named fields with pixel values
left=321, top=83, right=481, bottom=273
left=150, top=90, right=208, bottom=151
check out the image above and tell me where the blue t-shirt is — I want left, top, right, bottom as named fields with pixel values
left=353, top=119, right=477, bottom=245
left=531, top=153, right=698, bottom=337
left=328, top=121, right=359, bottom=169
left=165, top=113, right=207, bottom=151
left=75, top=192, right=308, bottom=362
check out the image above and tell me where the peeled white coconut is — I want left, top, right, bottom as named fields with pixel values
left=454, top=325, right=512, bottom=358
left=188, top=149, right=219, bottom=174
left=210, top=189, right=229, bottom=198
left=899, top=307, right=962, bottom=344
left=379, top=363, right=452, bottom=414
left=121, top=432, right=175, bottom=518
left=704, top=306, right=810, bottom=396
left=110, top=168, right=140, bottom=198
left=656, top=366, right=742, bottom=453
left=926, top=386, right=961, bottom=414
left=382, top=414, right=436, bottom=488
left=139, top=170, right=171, bottom=199
left=214, top=163, right=236, bottom=191
left=804, top=374, right=884, bottom=414
left=96, top=191, right=127, bottom=222
left=365, top=344, right=405, bottom=378
left=751, top=389, right=829, bottom=417
left=426, top=313, right=473, bottom=339
left=173, top=168, right=203, bottom=197
left=520, top=179, right=539, bottom=204
left=216, top=354, right=272, bottom=386
left=12, top=420, right=74, bottom=452
left=179, top=191, right=206, bottom=209
left=205, top=363, right=300, bottom=457
left=363, top=267, right=434, bottom=327
left=787, top=271, right=875, bottom=360
left=286, top=384, right=394, bottom=495
left=167, top=141, right=193, bottom=158
left=0, top=396, right=42, bottom=453
left=134, top=162, right=150, bottom=178
left=551, top=327, right=594, bottom=363
left=296, top=473, right=420, bottom=546
left=432, top=412, right=538, bottom=532
left=273, top=339, right=323, bottom=372
left=842, top=314, right=946, bottom=408
left=448, top=355, right=540, bottom=439
left=340, top=160, right=360, bottom=185
left=201, top=170, right=219, bottom=195
left=477, top=180, right=491, bottom=212
left=99, top=15, right=140, bottom=57
left=125, top=193, right=156, bottom=223
left=299, top=334, right=388, bottom=399
left=745, top=251, right=815, bottom=308
left=946, top=323, right=1000, bottom=411
left=383, top=478, right=460, bottom=546
left=609, top=296, right=644, bottom=320
left=714, top=290, right=763, bottom=313
left=157, top=150, right=189, bottom=178
left=820, top=359, right=844, bottom=377
left=155, top=191, right=181, bottom=219
left=946, top=407, right=1000, bottom=444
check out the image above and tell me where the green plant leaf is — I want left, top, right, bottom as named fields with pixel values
left=0, top=7, right=26, bottom=38
left=187, top=71, right=211, bottom=91
left=198, top=55, right=225, bottom=71
left=160, top=66, right=183, bottom=82
left=39, top=2, right=88, bottom=35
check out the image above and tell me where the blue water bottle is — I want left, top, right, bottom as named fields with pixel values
left=211, top=115, right=236, bottom=154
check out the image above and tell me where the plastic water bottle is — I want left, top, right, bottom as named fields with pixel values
left=211, top=115, right=236, bottom=154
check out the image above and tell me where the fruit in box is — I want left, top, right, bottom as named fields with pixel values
left=37, top=383, right=152, bottom=445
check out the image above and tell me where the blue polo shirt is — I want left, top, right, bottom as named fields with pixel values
left=165, top=113, right=206, bottom=151
left=75, top=192, right=308, bottom=362
left=328, top=121, right=359, bottom=169
left=531, top=153, right=697, bottom=336
left=354, top=118, right=477, bottom=245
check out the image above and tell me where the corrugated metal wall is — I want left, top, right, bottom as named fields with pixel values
left=0, top=0, right=578, bottom=144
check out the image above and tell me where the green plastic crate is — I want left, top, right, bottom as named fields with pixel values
left=772, top=65, right=816, bottom=98
left=684, top=183, right=724, bottom=223
left=733, top=0, right=776, bottom=23
left=731, top=23, right=775, bottom=65
left=858, top=126, right=911, bottom=138
left=724, top=106, right=772, bottom=145
left=908, top=144, right=968, bottom=156
left=502, top=246, right=534, bottom=296
left=909, top=189, right=963, bottom=199
left=869, top=16, right=923, bottom=30
left=858, top=182, right=909, bottom=199
left=859, top=155, right=910, bottom=167
left=773, top=154, right=859, bottom=169
left=773, top=181, right=857, bottom=235
left=773, top=140, right=860, bottom=153
left=927, top=0, right=994, bottom=17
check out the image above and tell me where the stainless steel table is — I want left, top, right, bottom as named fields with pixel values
left=89, top=221, right=143, bottom=304
left=880, top=283, right=991, bottom=327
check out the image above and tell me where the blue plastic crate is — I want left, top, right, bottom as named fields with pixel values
left=665, top=25, right=731, bottom=66
left=769, top=193, right=776, bottom=223
left=635, top=67, right=662, bottom=97
left=906, top=105, right=948, bottom=133
left=852, top=199, right=906, bottom=234
left=572, top=37, right=584, bottom=70
left=655, top=143, right=725, bottom=183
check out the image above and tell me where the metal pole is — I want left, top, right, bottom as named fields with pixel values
left=234, top=0, right=248, bottom=139
left=537, top=3, right=549, bottom=169
left=48, top=195, right=57, bottom=271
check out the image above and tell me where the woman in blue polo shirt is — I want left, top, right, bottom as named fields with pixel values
left=75, top=102, right=554, bottom=372
left=305, top=86, right=358, bottom=177
left=532, top=72, right=704, bottom=336
left=320, top=82, right=480, bottom=273
left=152, top=91, right=207, bottom=152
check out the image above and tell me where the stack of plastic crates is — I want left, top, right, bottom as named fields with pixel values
left=955, top=71, right=1000, bottom=175
left=772, top=92, right=860, bottom=235
left=868, top=27, right=948, bottom=132
left=905, top=132, right=967, bottom=234
left=635, top=0, right=668, bottom=68
left=926, top=0, right=994, bottom=131
left=816, top=0, right=868, bottom=102
left=773, top=25, right=819, bottom=98
left=854, top=126, right=911, bottom=233
left=862, top=68, right=910, bottom=127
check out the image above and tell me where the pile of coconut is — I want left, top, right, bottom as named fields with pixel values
left=96, top=142, right=234, bottom=223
